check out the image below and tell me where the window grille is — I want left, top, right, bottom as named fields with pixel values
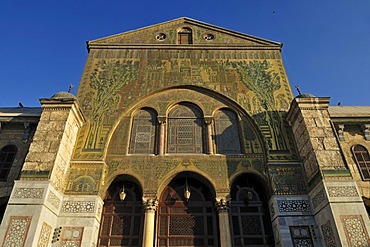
left=352, top=145, right=370, bottom=180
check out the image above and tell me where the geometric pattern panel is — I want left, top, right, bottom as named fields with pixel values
left=289, top=226, right=313, bottom=247
left=277, top=200, right=311, bottom=213
left=61, top=201, right=95, bottom=213
left=321, top=220, right=336, bottom=247
left=311, top=189, right=326, bottom=209
left=60, top=227, right=84, bottom=247
left=327, top=186, right=359, bottom=197
left=37, top=222, right=52, bottom=247
left=12, top=188, right=45, bottom=199
left=341, top=215, right=370, bottom=247
left=2, top=216, right=32, bottom=247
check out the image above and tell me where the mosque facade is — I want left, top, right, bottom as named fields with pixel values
left=0, top=18, right=369, bottom=246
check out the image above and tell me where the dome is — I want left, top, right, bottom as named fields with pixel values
left=51, top=91, right=77, bottom=100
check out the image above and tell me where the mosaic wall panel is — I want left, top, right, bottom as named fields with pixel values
left=341, top=215, right=370, bottom=247
left=289, top=226, right=313, bottom=247
left=47, top=191, right=61, bottom=209
left=12, top=188, right=44, bottom=199
left=321, top=220, right=336, bottom=247
left=277, top=200, right=311, bottom=213
left=61, top=227, right=84, bottom=247
left=37, top=222, right=52, bottom=247
left=327, top=186, right=359, bottom=197
left=311, top=189, right=326, bottom=209
left=269, top=165, right=307, bottom=195
left=2, top=216, right=32, bottom=247
left=66, top=165, right=103, bottom=194
left=61, top=201, right=95, bottom=213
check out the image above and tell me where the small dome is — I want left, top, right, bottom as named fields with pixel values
left=51, top=91, right=77, bottom=100
left=296, top=93, right=316, bottom=98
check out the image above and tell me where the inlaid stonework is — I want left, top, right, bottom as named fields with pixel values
left=321, top=220, right=336, bottom=247
left=341, top=215, right=370, bottom=247
left=277, top=200, right=311, bottom=213
left=61, top=201, right=95, bottom=213
left=47, top=191, right=61, bottom=209
left=2, top=216, right=32, bottom=247
left=60, top=227, right=84, bottom=247
left=12, top=188, right=44, bottom=199
left=37, top=222, right=52, bottom=247
left=327, top=186, right=359, bottom=197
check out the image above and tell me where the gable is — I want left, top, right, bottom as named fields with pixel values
left=88, top=17, right=281, bottom=47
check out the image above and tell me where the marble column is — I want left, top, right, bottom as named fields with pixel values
left=157, top=116, right=166, bottom=155
left=204, top=117, right=214, bottom=154
left=215, top=198, right=232, bottom=247
left=142, top=198, right=158, bottom=247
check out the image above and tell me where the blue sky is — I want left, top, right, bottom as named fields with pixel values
left=1, top=1, right=369, bottom=107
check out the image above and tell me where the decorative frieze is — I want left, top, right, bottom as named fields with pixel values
left=277, top=200, right=311, bottom=213
left=327, top=186, right=359, bottom=197
left=321, top=220, right=336, bottom=247
left=341, top=215, right=370, bottom=247
left=37, top=222, right=52, bottom=247
left=61, top=201, right=95, bottom=213
left=47, top=191, right=61, bottom=209
left=311, top=189, right=326, bottom=209
left=2, top=216, right=32, bottom=247
left=12, top=188, right=44, bottom=199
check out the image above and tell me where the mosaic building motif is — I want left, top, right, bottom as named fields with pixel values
left=2, top=216, right=32, bottom=247
left=60, top=227, right=84, bottom=247
left=277, top=200, right=311, bottom=213
left=341, top=215, right=370, bottom=247
left=327, top=186, right=359, bottom=197
left=12, top=188, right=44, bottom=199
left=61, top=201, right=95, bottom=213
left=37, top=222, right=52, bottom=247
left=269, top=165, right=307, bottom=195
left=321, top=220, right=336, bottom=247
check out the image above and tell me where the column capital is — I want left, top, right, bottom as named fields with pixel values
left=157, top=116, right=166, bottom=124
left=204, top=116, right=213, bottom=125
left=143, top=198, right=158, bottom=212
left=215, top=197, right=230, bottom=212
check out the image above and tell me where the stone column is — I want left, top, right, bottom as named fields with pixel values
left=204, top=117, right=214, bottom=154
left=142, top=198, right=158, bottom=247
left=215, top=198, right=232, bottom=247
left=157, top=116, right=166, bottom=155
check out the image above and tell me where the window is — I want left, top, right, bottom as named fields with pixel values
left=0, top=145, right=17, bottom=181
left=177, top=27, right=193, bottom=44
left=214, top=109, right=241, bottom=154
left=352, top=145, right=370, bottom=180
left=129, top=108, right=157, bottom=154
left=167, top=103, right=204, bottom=153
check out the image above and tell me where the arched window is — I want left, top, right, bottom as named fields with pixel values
left=352, top=145, right=370, bottom=180
left=98, top=180, right=144, bottom=247
left=167, top=103, right=204, bottom=153
left=178, top=27, right=193, bottom=44
left=214, top=109, right=241, bottom=154
left=0, top=145, right=17, bottom=181
left=230, top=175, right=274, bottom=246
left=129, top=108, right=157, bottom=154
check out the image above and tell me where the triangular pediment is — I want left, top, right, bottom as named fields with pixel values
left=88, top=17, right=281, bottom=47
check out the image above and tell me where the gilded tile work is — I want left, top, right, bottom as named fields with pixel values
left=37, top=222, right=52, bottom=247
left=269, top=165, right=307, bottom=195
left=341, top=215, right=370, bottom=247
left=2, top=216, right=32, bottom=247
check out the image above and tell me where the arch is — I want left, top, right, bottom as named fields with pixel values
left=157, top=172, right=219, bottom=247
left=167, top=102, right=205, bottom=154
left=352, top=144, right=370, bottom=180
left=0, top=145, right=17, bottom=181
left=213, top=108, right=242, bottom=154
left=129, top=107, right=158, bottom=154
left=98, top=175, right=144, bottom=247
left=229, top=173, right=274, bottom=246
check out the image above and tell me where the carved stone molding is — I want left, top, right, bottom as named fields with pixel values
left=327, top=186, right=359, bottom=197
left=143, top=198, right=158, bottom=212
left=3, top=216, right=32, bottom=247
left=215, top=197, right=230, bottom=212
left=47, top=191, right=61, bottom=209
left=13, top=188, right=45, bottom=199
left=277, top=200, right=311, bottom=213
left=61, top=201, right=95, bottom=213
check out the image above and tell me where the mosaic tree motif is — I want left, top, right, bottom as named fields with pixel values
left=230, top=60, right=287, bottom=150
left=84, top=60, right=139, bottom=149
